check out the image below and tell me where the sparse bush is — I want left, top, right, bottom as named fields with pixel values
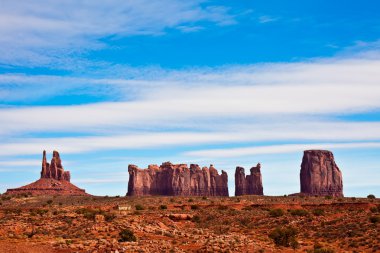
left=36, top=209, right=48, bottom=216
left=119, top=228, right=137, bottom=242
left=313, top=243, right=335, bottom=253
left=369, top=216, right=379, bottom=223
left=367, top=194, right=376, bottom=199
left=325, top=196, right=333, bottom=200
left=188, top=198, right=194, bottom=202
left=370, top=207, right=378, bottom=213
left=313, top=209, right=325, bottom=216
left=269, top=226, right=298, bottom=248
left=47, top=200, right=53, bottom=205
left=269, top=208, right=284, bottom=217
left=192, top=215, right=201, bottom=223
left=190, top=205, right=199, bottom=210
left=202, top=196, right=208, bottom=200
left=218, top=205, right=228, bottom=211
left=135, top=204, right=145, bottom=210
left=160, top=205, right=167, bottom=210
left=289, top=209, right=309, bottom=216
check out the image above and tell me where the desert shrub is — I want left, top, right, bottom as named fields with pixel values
left=47, top=200, right=53, bottom=205
left=104, top=213, right=116, bottom=222
left=369, top=216, right=380, bottom=223
left=289, top=209, right=309, bottom=216
left=119, top=228, right=137, bottom=242
left=192, top=215, right=201, bottom=223
left=370, top=207, right=378, bottom=213
left=188, top=198, right=194, bottom=202
left=269, top=208, right=284, bottom=217
left=269, top=226, right=298, bottom=248
left=367, top=194, right=376, bottom=199
left=218, top=205, right=228, bottom=211
left=36, top=209, right=48, bottom=216
left=190, top=205, right=199, bottom=210
left=202, top=196, right=208, bottom=200
left=325, top=196, right=333, bottom=200
left=313, top=243, right=335, bottom=253
left=170, top=198, right=175, bottom=203
left=160, top=205, right=167, bottom=210
left=135, top=204, right=145, bottom=210
left=313, top=209, right=325, bottom=216
left=1, top=195, right=11, bottom=201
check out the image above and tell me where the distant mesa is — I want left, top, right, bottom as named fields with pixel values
left=299, top=150, right=343, bottom=197
left=127, top=162, right=229, bottom=196
left=6, top=150, right=87, bottom=196
left=235, top=163, right=263, bottom=196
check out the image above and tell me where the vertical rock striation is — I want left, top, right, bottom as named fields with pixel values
left=41, top=150, right=71, bottom=182
left=127, top=162, right=228, bottom=196
left=300, top=150, right=343, bottom=197
left=235, top=163, right=263, bottom=196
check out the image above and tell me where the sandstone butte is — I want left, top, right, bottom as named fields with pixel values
left=300, top=150, right=343, bottom=197
left=235, top=163, right=264, bottom=196
left=6, top=150, right=87, bottom=196
left=127, top=162, right=229, bottom=196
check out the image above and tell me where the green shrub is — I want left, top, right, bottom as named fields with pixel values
left=367, top=194, right=376, bottom=199
left=160, top=205, right=167, bottom=210
left=269, top=208, right=284, bottom=217
left=190, top=205, right=199, bottom=210
left=325, top=196, right=333, bottom=200
left=313, top=209, right=325, bottom=216
left=202, top=196, right=208, bottom=200
left=119, top=229, right=137, bottom=242
left=369, top=216, right=380, bottom=223
left=313, top=243, right=335, bottom=253
left=135, top=204, right=145, bottom=210
left=269, top=226, right=298, bottom=248
left=289, top=209, right=309, bottom=216
left=192, top=215, right=201, bottom=223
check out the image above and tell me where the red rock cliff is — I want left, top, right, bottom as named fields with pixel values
left=127, top=162, right=229, bottom=196
left=300, top=150, right=343, bottom=197
left=235, top=163, right=263, bottom=196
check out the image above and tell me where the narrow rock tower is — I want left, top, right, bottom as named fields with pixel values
left=235, top=163, right=263, bottom=196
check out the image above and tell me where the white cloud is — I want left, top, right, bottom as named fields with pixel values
left=0, top=0, right=235, bottom=66
left=184, top=142, right=380, bottom=158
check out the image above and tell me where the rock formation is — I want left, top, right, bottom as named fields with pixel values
left=41, top=150, right=71, bottom=182
left=6, top=150, right=86, bottom=196
left=235, top=163, right=263, bottom=196
left=127, top=162, right=229, bottom=196
left=300, top=150, right=343, bottom=197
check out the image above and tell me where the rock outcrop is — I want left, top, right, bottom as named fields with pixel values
left=41, top=150, right=71, bottom=182
left=235, top=163, right=263, bottom=196
left=127, top=162, right=229, bottom=196
left=300, top=150, right=343, bottom=197
left=6, top=150, right=87, bottom=196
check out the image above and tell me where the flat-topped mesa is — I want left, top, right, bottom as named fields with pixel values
left=235, top=163, right=263, bottom=196
left=41, top=150, right=70, bottom=182
left=300, top=150, right=343, bottom=197
left=127, top=162, right=229, bottom=196
left=6, top=150, right=86, bottom=196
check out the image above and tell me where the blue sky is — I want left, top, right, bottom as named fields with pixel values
left=0, top=0, right=379, bottom=196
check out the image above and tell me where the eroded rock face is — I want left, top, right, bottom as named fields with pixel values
left=235, top=163, right=263, bottom=196
left=127, top=162, right=229, bottom=196
left=41, top=150, right=70, bottom=182
left=300, top=150, right=343, bottom=197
